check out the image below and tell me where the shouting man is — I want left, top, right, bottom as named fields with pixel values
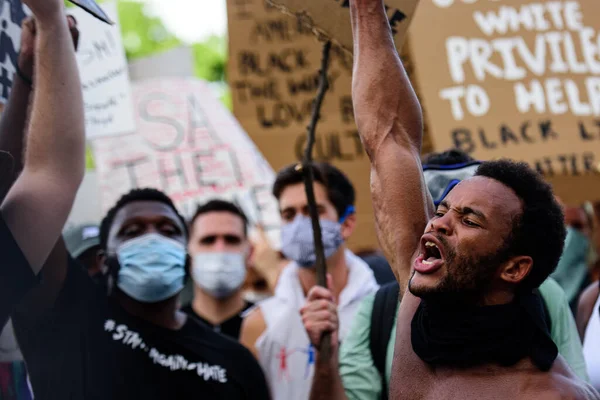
left=305, top=0, right=599, bottom=399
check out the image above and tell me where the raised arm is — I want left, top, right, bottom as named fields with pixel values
left=350, top=0, right=433, bottom=292
left=0, top=17, right=79, bottom=204
left=1, top=1, right=85, bottom=273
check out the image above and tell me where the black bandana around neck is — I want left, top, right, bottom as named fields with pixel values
left=411, top=291, right=558, bottom=371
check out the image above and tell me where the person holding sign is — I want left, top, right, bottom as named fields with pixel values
left=0, top=0, right=84, bottom=329
left=303, top=0, right=600, bottom=399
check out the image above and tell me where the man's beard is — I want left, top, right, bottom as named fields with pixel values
left=409, top=236, right=510, bottom=305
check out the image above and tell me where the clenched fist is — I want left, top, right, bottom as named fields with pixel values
left=21, top=0, right=64, bottom=23
left=18, top=16, right=80, bottom=81
left=300, top=275, right=339, bottom=350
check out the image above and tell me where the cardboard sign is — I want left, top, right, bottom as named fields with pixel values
left=266, top=0, right=419, bottom=55
left=226, top=0, right=378, bottom=252
left=68, top=0, right=113, bottom=25
left=0, top=0, right=27, bottom=103
left=408, top=0, right=600, bottom=203
left=71, top=2, right=135, bottom=138
left=91, top=78, right=282, bottom=245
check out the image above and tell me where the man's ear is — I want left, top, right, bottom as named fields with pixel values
left=96, top=249, right=108, bottom=274
left=499, top=256, right=533, bottom=285
left=246, top=243, right=255, bottom=267
left=340, top=213, right=357, bottom=241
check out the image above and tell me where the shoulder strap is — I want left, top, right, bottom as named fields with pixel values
left=370, top=282, right=400, bottom=400
left=533, top=288, right=552, bottom=333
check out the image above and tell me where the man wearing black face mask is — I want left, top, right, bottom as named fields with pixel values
left=10, top=188, right=270, bottom=399
left=240, top=162, right=379, bottom=400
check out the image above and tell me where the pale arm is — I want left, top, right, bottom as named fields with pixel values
left=1, top=9, right=85, bottom=273
left=240, top=307, right=267, bottom=360
left=350, top=0, right=434, bottom=293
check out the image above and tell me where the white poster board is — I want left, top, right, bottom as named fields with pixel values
left=92, top=77, right=281, bottom=245
left=71, top=1, right=135, bottom=138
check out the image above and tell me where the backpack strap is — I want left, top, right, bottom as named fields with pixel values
left=370, top=282, right=400, bottom=400
left=533, top=288, right=552, bottom=333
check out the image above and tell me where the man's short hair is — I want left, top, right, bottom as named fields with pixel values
left=475, top=160, right=566, bottom=291
left=99, top=188, right=187, bottom=251
left=189, top=199, right=249, bottom=237
left=272, top=162, right=355, bottom=219
left=422, top=149, right=475, bottom=166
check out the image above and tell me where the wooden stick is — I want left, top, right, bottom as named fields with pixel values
left=300, top=40, right=333, bottom=359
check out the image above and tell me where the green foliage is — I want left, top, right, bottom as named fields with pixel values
left=192, top=35, right=227, bottom=82
left=117, top=1, right=182, bottom=60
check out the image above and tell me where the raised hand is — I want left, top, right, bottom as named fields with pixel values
left=20, top=0, right=64, bottom=23
left=18, top=16, right=80, bottom=81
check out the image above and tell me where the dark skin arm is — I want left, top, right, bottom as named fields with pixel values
left=309, top=3, right=433, bottom=397
left=350, top=0, right=434, bottom=293
left=0, top=18, right=80, bottom=203
left=0, top=13, right=81, bottom=320
left=0, top=32, right=32, bottom=201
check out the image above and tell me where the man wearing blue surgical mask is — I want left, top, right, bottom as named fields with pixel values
left=10, top=188, right=269, bottom=399
left=240, top=162, right=379, bottom=400
left=184, top=199, right=254, bottom=340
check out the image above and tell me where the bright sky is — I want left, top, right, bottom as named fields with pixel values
left=142, top=0, right=228, bottom=43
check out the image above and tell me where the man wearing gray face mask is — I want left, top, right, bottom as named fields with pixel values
left=184, top=199, right=254, bottom=340
left=240, top=162, right=379, bottom=400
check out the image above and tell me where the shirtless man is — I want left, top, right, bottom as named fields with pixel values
left=303, top=0, right=599, bottom=399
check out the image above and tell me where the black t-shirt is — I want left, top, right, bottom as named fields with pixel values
left=182, top=302, right=253, bottom=340
left=13, top=257, right=270, bottom=400
left=0, top=214, right=36, bottom=329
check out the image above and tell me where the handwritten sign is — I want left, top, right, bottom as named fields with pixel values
left=0, top=0, right=27, bottom=103
left=266, top=0, right=419, bottom=55
left=408, top=0, right=600, bottom=202
left=71, top=2, right=135, bottom=138
left=226, top=0, right=378, bottom=252
left=91, top=78, right=281, bottom=244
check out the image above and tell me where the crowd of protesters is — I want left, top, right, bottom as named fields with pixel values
left=1, top=0, right=600, bottom=399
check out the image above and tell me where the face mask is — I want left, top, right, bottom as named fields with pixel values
left=191, top=252, right=247, bottom=299
left=280, top=216, right=345, bottom=268
left=116, top=233, right=187, bottom=303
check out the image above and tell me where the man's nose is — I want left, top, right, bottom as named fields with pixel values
left=431, top=213, right=453, bottom=236
left=213, top=237, right=227, bottom=252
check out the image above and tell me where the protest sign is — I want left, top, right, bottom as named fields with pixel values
left=71, top=1, right=135, bottom=138
left=408, top=0, right=600, bottom=203
left=226, top=0, right=378, bottom=252
left=266, top=0, right=419, bottom=55
left=0, top=0, right=27, bottom=103
left=68, top=0, right=113, bottom=25
left=91, top=77, right=282, bottom=245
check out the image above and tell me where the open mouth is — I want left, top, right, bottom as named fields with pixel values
left=423, top=241, right=442, bottom=265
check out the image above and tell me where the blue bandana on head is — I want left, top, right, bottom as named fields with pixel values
left=422, top=161, right=482, bottom=206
